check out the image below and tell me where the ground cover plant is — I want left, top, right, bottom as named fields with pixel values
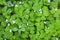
left=0, top=0, right=60, bottom=40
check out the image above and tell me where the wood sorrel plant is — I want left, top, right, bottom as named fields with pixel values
left=0, top=0, right=60, bottom=40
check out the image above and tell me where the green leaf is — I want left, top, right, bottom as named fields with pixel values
left=42, top=6, right=50, bottom=16
left=0, top=37, right=3, bottom=40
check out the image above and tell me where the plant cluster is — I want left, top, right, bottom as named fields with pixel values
left=0, top=0, right=60, bottom=40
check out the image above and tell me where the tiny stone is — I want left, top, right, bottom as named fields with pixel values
left=4, top=39, right=6, bottom=40
left=56, top=37, right=58, bottom=40
left=7, top=23, right=10, bottom=26
left=39, top=9, right=42, bottom=11
left=11, top=4, right=14, bottom=7
left=39, top=9, right=42, bottom=14
left=19, top=1, right=24, bottom=4
left=21, top=28, right=25, bottom=32
left=13, top=28, right=18, bottom=31
left=48, top=0, right=50, bottom=3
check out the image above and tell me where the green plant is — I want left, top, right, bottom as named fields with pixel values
left=0, top=0, right=60, bottom=40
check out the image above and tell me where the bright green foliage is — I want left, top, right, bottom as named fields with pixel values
left=0, top=0, right=60, bottom=40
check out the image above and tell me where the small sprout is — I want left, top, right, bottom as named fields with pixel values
left=4, top=39, right=6, bottom=40
left=36, top=31, right=40, bottom=35
left=34, top=10, right=36, bottom=12
left=39, top=9, right=42, bottom=14
left=10, top=29, right=12, bottom=32
left=48, top=0, right=50, bottom=3
left=6, top=19, right=8, bottom=22
left=39, top=9, right=42, bottom=11
left=47, top=27, right=49, bottom=29
left=19, top=2, right=22, bottom=4
left=44, top=21, right=47, bottom=24
left=11, top=4, right=14, bottom=7
left=12, top=20, right=15, bottom=24
left=10, top=11, right=12, bottom=13
left=55, top=8, right=57, bottom=11
left=15, top=4, right=18, bottom=7
left=19, top=1, right=24, bottom=4
left=27, top=23, right=29, bottom=26
left=8, top=1, right=14, bottom=7
left=19, top=26, right=21, bottom=28
left=7, top=23, right=10, bottom=26
left=53, top=34, right=55, bottom=36
left=56, top=37, right=58, bottom=40
left=21, top=28, right=25, bottom=32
